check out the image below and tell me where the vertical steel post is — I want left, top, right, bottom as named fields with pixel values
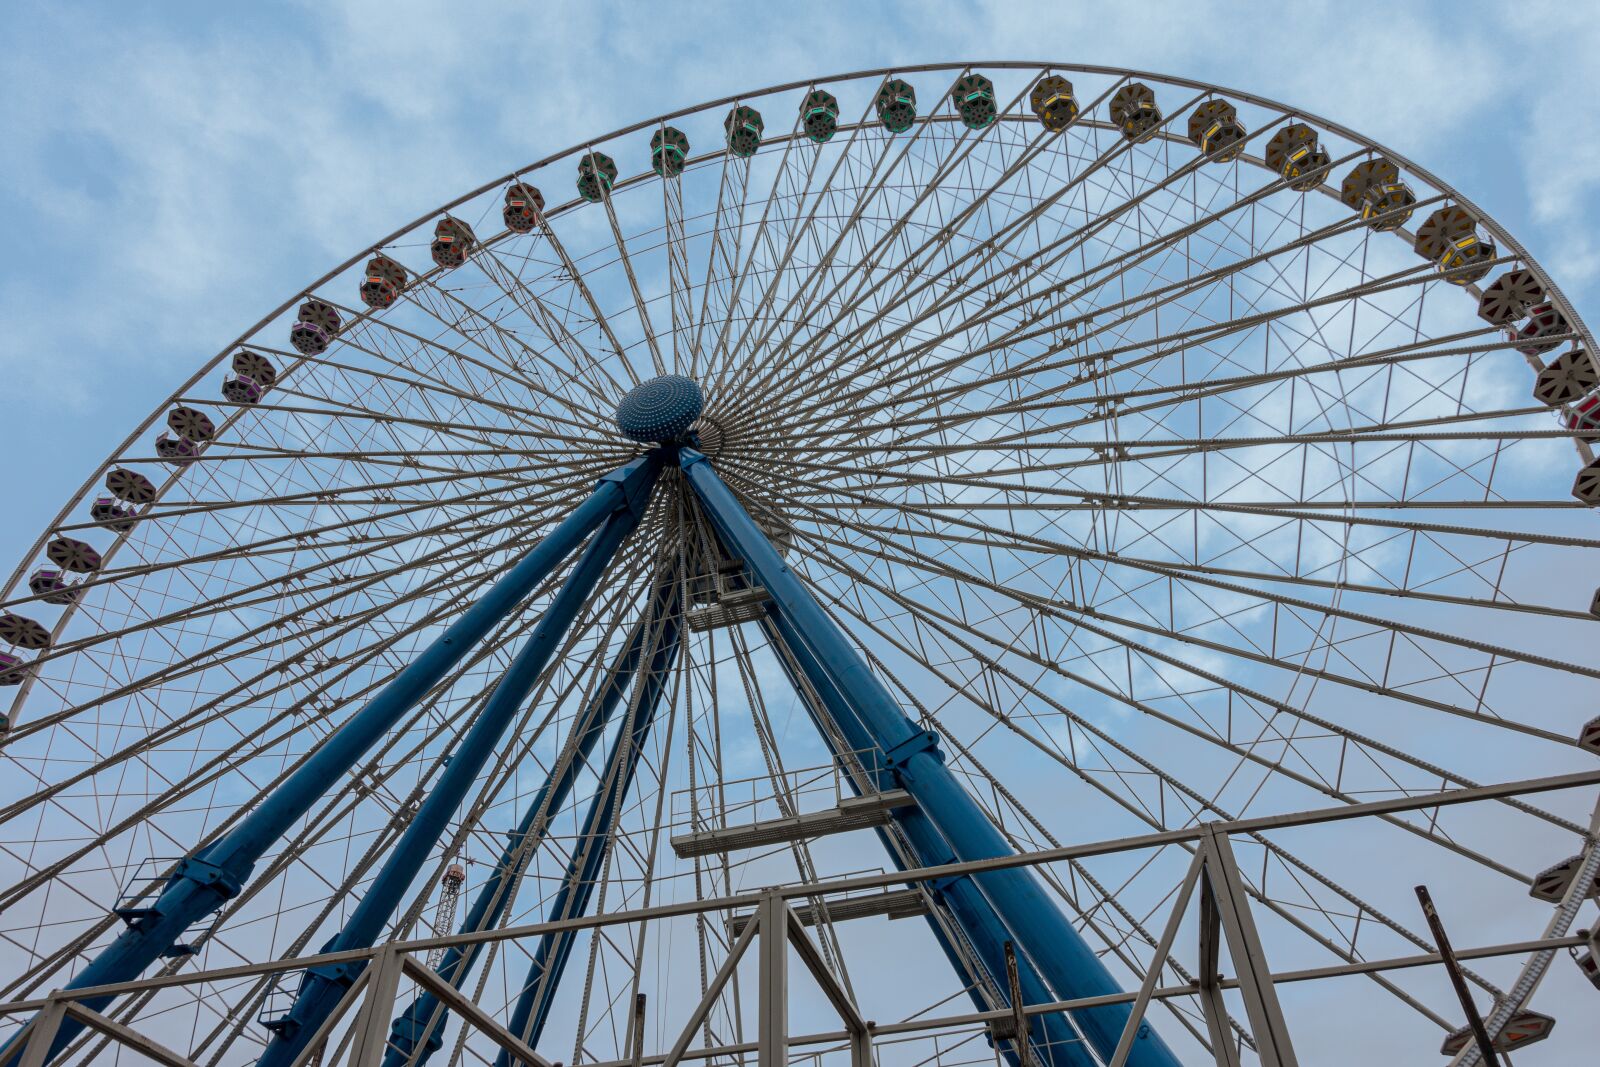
left=1195, top=878, right=1241, bottom=1067
left=681, top=448, right=1179, bottom=1067
left=851, top=1019, right=873, bottom=1067
left=629, top=993, right=648, bottom=1067
left=659, top=919, right=760, bottom=1067
left=757, top=892, right=787, bottom=1067
left=0, top=456, right=663, bottom=1067
left=383, top=578, right=678, bottom=1067
left=1200, top=829, right=1297, bottom=1067
left=257, top=461, right=662, bottom=1066
left=15, top=999, right=67, bottom=1067
left=494, top=586, right=683, bottom=1065
left=349, top=946, right=407, bottom=1067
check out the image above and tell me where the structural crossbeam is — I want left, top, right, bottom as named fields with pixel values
left=670, top=790, right=915, bottom=857
left=726, top=887, right=928, bottom=936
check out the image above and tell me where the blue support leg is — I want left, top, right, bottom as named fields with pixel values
left=493, top=588, right=682, bottom=1065
left=256, top=464, right=662, bottom=1066
left=680, top=448, right=1181, bottom=1067
left=0, top=455, right=661, bottom=1067
left=492, top=588, right=681, bottom=1062
left=383, top=575, right=679, bottom=1067
left=761, top=610, right=1093, bottom=1067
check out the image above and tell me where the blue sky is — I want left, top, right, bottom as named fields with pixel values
left=1, top=0, right=1597, bottom=559
left=2, top=1, right=1600, bottom=1060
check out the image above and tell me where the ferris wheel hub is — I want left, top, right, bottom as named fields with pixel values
left=615, top=374, right=705, bottom=443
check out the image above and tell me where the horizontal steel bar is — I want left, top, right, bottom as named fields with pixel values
left=577, top=933, right=1589, bottom=1067
left=15, top=927, right=1574, bottom=1067
left=726, top=888, right=928, bottom=936
left=670, top=790, right=915, bottom=857
left=1, top=768, right=1592, bottom=1015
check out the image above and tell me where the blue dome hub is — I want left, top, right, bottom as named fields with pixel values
left=615, top=374, right=704, bottom=443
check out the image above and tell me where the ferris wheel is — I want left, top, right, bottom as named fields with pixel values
left=0, top=60, right=1598, bottom=1067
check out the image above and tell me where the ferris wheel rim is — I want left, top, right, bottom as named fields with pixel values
left=0, top=58, right=1595, bottom=1066
left=6, top=58, right=1595, bottom=609
left=3, top=67, right=1588, bottom=796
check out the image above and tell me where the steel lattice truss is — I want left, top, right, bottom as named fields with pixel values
left=0, top=62, right=1597, bottom=1067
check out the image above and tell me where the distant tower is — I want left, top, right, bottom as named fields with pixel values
left=427, top=864, right=467, bottom=969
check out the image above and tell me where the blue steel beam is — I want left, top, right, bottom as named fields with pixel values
left=0, top=455, right=662, bottom=1067
left=256, top=465, right=663, bottom=1066
left=760, top=609, right=1094, bottom=1067
left=495, top=583, right=683, bottom=1065
left=383, top=573, right=680, bottom=1067
left=756, top=614, right=993, bottom=1019
left=679, top=447, right=1180, bottom=1067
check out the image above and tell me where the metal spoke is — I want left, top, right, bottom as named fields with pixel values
left=2, top=63, right=1594, bottom=1067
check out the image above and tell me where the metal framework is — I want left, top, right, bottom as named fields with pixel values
left=0, top=61, right=1597, bottom=1067
left=1, top=776, right=1596, bottom=1066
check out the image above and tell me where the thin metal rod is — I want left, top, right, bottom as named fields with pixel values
left=381, top=576, right=677, bottom=1067
left=0, top=455, right=662, bottom=1067
left=284, top=966, right=372, bottom=1067
left=400, top=956, right=554, bottom=1067
left=258, top=464, right=661, bottom=1066
left=680, top=446, right=1181, bottom=1067
left=1416, top=885, right=1501, bottom=1067
left=786, top=907, right=867, bottom=1036
left=57, top=1002, right=198, bottom=1067
left=1107, top=852, right=1205, bottom=1067
left=1003, top=942, right=1033, bottom=1067
left=495, top=575, right=684, bottom=1063
left=0, top=768, right=1592, bottom=1020
left=660, top=909, right=761, bottom=1067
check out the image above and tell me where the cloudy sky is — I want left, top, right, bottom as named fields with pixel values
left=2, top=1, right=1599, bottom=1060
left=2, top=0, right=1597, bottom=556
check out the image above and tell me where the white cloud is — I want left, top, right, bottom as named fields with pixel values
left=3, top=4, right=1600, bottom=1060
